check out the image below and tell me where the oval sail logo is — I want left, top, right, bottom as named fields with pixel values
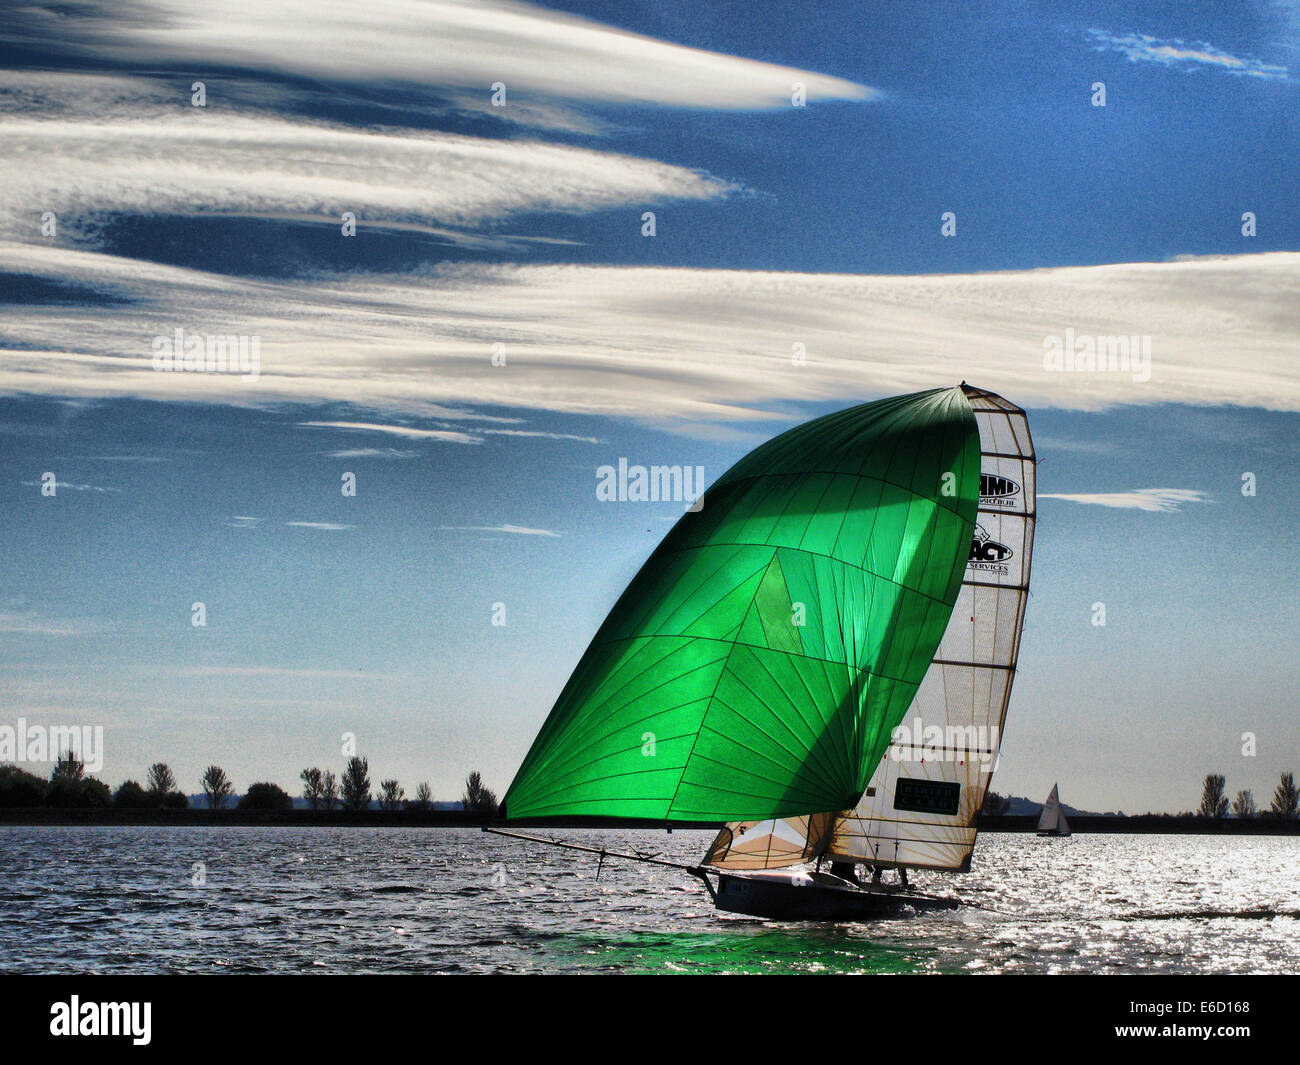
left=980, top=473, right=1021, bottom=508
left=969, top=523, right=1013, bottom=567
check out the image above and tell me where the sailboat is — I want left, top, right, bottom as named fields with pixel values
left=1036, top=783, right=1071, bottom=837
left=492, top=384, right=1035, bottom=921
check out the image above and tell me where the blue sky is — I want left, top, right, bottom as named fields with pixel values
left=1, top=0, right=1297, bottom=813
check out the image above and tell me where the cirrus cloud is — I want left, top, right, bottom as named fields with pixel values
left=1088, top=29, right=1289, bottom=80
left=0, top=85, right=738, bottom=241
left=17, top=0, right=876, bottom=114
left=1, top=245, right=1297, bottom=429
left=1040, top=488, right=1210, bottom=512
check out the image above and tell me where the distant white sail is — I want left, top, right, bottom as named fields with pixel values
left=1037, top=784, right=1060, bottom=832
left=1037, top=783, right=1070, bottom=836
left=827, top=385, right=1036, bottom=871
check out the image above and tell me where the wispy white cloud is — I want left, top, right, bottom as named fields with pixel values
left=305, top=421, right=598, bottom=446
left=480, top=429, right=601, bottom=444
left=174, top=665, right=390, bottom=680
left=0, top=79, right=737, bottom=239
left=437, top=524, right=561, bottom=537
left=1088, top=29, right=1289, bottom=80
left=81, top=454, right=170, bottom=463
left=226, top=515, right=264, bottom=528
left=285, top=521, right=355, bottom=531
left=2, top=246, right=1298, bottom=425
left=0, top=611, right=117, bottom=636
left=321, top=447, right=418, bottom=460
left=25, top=0, right=875, bottom=114
left=18, top=479, right=120, bottom=493
left=1040, top=488, right=1210, bottom=512
left=300, top=421, right=484, bottom=444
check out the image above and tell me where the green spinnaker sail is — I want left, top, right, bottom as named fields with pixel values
left=505, top=387, right=981, bottom=822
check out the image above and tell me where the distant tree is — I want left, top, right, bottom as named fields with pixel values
left=46, top=751, right=84, bottom=806
left=113, top=780, right=150, bottom=809
left=161, top=790, right=189, bottom=809
left=341, top=757, right=371, bottom=811
left=982, top=791, right=1011, bottom=817
left=45, top=753, right=109, bottom=808
left=378, top=779, right=405, bottom=811
left=146, top=763, right=176, bottom=804
left=300, top=767, right=325, bottom=810
left=80, top=778, right=112, bottom=807
left=236, top=782, right=293, bottom=811
left=51, top=750, right=85, bottom=783
left=0, top=765, right=48, bottom=807
left=48, top=777, right=109, bottom=808
left=200, top=765, right=235, bottom=809
left=1232, top=790, right=1257, bottom=819
left=1199, top=774, right=1228, bottom=819
left=44, top=777, right=79, bottom=807
left=461, top=771, right=498, bottom=815
left=1270, top=772, right=1299, bottom=819
left=410, top=782, right=433, bottom=811
left=321, top=770, right=339, bottom=811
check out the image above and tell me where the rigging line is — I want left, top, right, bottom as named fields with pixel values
left=483, top=826, right=707, bottom=875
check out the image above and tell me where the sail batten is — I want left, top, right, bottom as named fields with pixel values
left=505, top=387, right=982, bottom=822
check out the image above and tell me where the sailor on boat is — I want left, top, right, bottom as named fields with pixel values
left=829, top=861, right=908, bottom=889
left=829, top=860, right=861, bottom=885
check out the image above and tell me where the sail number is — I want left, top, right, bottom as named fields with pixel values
left=894, top=779, right=961, bottom=816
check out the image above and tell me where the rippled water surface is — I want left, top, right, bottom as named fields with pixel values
left=3, top=827, right=1298, bottom=973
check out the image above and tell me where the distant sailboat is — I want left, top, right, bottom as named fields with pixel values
left=491, top=383, right=1036, bottom=921
left=1037, top=783, right=1071, bottom=837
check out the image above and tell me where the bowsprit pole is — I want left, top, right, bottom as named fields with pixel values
left=482, top=825, right=710, bottom=877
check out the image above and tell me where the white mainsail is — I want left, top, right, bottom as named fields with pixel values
left=705, top=384, right=1035, bottom=874
left=1037, top=783, right=1071, bottom=836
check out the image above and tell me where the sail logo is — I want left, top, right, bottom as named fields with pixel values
left=979, top=473, right=1020, bottom=509
left=968, top=524, right=1012, bottom=574
left=596, top=459, right=705, bottom=511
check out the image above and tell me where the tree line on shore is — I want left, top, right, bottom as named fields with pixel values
left=0, top=751, right=502, bottom=814
left=7, top=752, right=1296, bottom=823
left=977, top=775, right=1300, bottom=821
left=1195, top=772, right=1299, bottom=820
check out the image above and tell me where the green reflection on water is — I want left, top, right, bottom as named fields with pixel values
left=547, top=926, right=936, bottom=974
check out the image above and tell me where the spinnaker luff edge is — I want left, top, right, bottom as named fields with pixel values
left=504, top=387, right=981, bottom=822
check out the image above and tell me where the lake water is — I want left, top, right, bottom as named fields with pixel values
left=2, top=827, right=1298, bottom=974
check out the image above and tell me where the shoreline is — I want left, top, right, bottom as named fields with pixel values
left=1, top=809, right=1298, bottom=833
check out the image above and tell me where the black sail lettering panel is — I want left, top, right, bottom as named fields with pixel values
left=894, top=778, right=961, bottom=816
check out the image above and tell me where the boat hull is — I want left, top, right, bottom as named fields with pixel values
left=706, top=870, right=960, bottom=921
